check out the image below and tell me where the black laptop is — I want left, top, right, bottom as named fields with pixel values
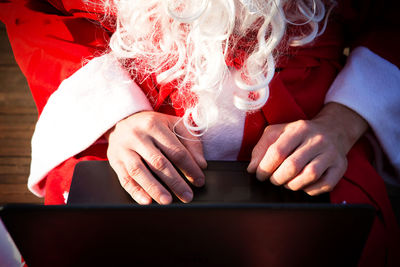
left=0, top=161, right=375, bottom=267
left=67, top=160, right=330, bottom=204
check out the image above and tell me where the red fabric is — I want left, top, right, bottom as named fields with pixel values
left=0, top=0, right=111, bottom=115
left=331, top=143, right=400, bottom=267
left=43, top=143, right=108, bottom=204
left=1, top=0, right=399, bottom=265
left=335, top=0, right=400, bottom=67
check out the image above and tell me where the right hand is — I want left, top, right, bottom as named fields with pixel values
left=105, top=111, right=207, bottom=205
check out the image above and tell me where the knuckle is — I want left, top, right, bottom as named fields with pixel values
left=145, top=182, right=161, bottom=198
left=285, top=159, right=300, bottom=177
left=150, top=154, right=169, bottom=171
left=127, top=162, right=142, bottom=178
left=168, top=178, right=183, bottom=191
left=251, top=146, right=263, bottom=159
left=306, top=165, right=319, bottom=181
left=270, top=145, right=284, bottom=160
left=294, top=120, right=308, bottom=131
left=169, top=146, right=187, bottom=162
left=128, top=184, right=143, bottom=198
left=119, top=175, right=132, bottom=189
left=313, top=134, right=326, bottom=146
left=141, top=115, right=158, bottom=130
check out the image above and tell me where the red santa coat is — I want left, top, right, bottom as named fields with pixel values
left=1, top=0, right=399, bottom=266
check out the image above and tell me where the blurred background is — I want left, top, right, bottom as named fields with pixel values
left=0, top=21, right=42, bottom=204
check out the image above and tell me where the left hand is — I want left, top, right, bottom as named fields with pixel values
left=247, top=103, right=368, bottom=196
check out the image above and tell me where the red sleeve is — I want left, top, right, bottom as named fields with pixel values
left=0, top=0, right=111, bottom=114
left=337, top=0, right=400, bottom=67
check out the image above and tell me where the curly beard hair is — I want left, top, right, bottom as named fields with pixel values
left=104, top=0, right=334, bottom=134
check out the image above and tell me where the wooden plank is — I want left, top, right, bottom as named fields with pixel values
left=0, top=122, right=35, bottom=131
left=0, top=157, right=31, bottom=176
left=0, top=141, right=32, bottom=156
left=0, top=184, right=43, bottom=204
left=0, top=146, right=31, bottom=157
left=0, top=90, right=35, bottom=102
left=0, top=174, right=30, bottom=184
left=0, top=149, right=31, bottom=157
left=0, top=92, right=36, bottom=111
left=0, top=65, right=31, bottom=93
left=0, top=114, right=37, bottom=125
left=0, top=157, right=31, bottom=165
left=0, top=129, right=34, bottom=139
left=0, top=22, right=40, bottom=204
left=0, top=22, right=17, bottom=66
left=0, top=107, right=37, bottom=115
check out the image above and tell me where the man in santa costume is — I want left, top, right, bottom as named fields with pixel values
left=1, top=0, right=399, bottom=265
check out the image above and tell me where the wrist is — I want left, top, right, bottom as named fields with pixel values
left=314, top=102, right=368, bottom=153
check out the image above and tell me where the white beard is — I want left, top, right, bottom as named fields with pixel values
left=108, top=0, right=328, bottom=134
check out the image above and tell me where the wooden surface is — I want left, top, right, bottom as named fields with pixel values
left=0, top=22, right=43, bottom=204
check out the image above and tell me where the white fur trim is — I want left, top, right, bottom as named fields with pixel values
left=325, top=46, right=400, bottom=185
left=28, top=54, right=153, bottom=197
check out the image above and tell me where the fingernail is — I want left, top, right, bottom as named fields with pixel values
left=160, top=194, right=172, bottom=205
left=247, top=162, right=255, bottom=173
left=200, top=159, right=207, bottom=169
left=138, top=195, right=151, bottom=205
left=194, top=175, right=205, bottom=187
left=196, top=154, right=207, bottom=169
left=196, top=179, right=205, bottom=187
left=182, top=191, right=193, bottom=203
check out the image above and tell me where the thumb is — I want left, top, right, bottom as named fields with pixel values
left=247, top=124, right=283, bottom=173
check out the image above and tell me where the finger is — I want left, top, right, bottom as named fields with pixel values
left=133, top=139, right=195, bottom=203
left=156, top=138, right=206, bottom=188
left=256, top=126, right=303, bottom=181
left=172, top=118, right=207, bottom=169
left=247, top=125, right=283, bottom=173
left=122, top=150, right=173, bottom=204
left=109, top=159, right=152, bottom=205
left=303, top=164, right=346, bottom=196
left=284, top=153, right=331, bottom=191
left=269, top=142, right=320, bottom=186
left=152, top=122, right=206, bottom=187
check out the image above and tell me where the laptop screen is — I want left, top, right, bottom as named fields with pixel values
left=1, top=203, right=375, bottom=267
